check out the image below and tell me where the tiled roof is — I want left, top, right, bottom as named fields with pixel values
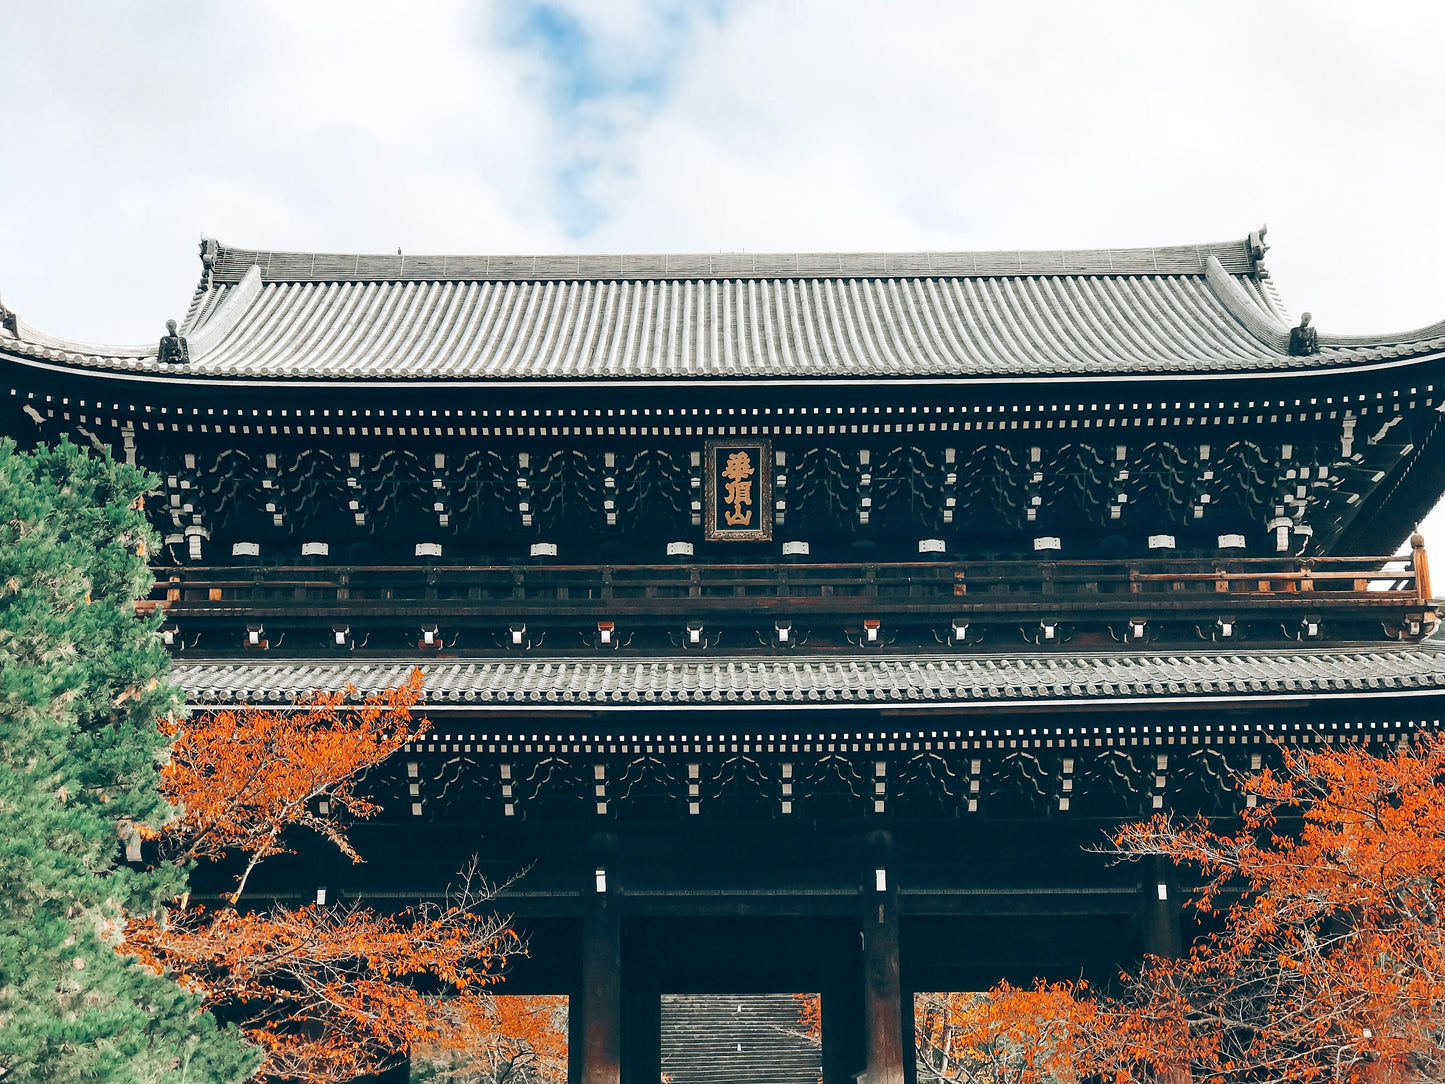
left=172, top=645, right=1445, bottom=709
left=5, top=236, right=1445, bottom=382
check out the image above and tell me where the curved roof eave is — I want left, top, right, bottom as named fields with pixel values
left=5, top=340, right=1445, bottom=394
left=171, top=644, right=1445, bottom=712
left=4, top=235, right=1445, bottom=386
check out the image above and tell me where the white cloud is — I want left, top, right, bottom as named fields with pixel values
left=0, top=1, right=566, bottom=342
left=3, top=0, right=1443, bottom=340
left=569, top=0, right=1445, bottom=333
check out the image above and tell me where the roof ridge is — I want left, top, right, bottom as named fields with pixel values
left=1203, top=254, right=1291, bottom=352
left=203, top=237, right=1259, bottom=285
left=1320, top=315, right=1445, bottom=349
left=185, top=265, right=262, bottom=357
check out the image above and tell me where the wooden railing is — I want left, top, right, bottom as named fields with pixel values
left=143, top=550, right=1432, bottom=619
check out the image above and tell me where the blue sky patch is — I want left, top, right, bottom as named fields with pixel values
left=496, top=1, right=731, bottom=236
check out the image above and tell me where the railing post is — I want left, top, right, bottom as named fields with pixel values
left=1413, top=532, right=1433, bottom=602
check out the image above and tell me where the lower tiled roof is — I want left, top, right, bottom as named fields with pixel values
left=172, top=645, right=1445, bottom=709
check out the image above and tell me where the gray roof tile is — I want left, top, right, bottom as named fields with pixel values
left=172, top=645, right=1445, bottom=709
left=7, top=237, right=1445, bottom=381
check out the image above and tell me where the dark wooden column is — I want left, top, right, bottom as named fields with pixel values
left=863, top=875, right=906, bottom=1084
left=1142, top=857, right=1189, bottom=1084
left=1141, top=856, right=1182, bottom=960
left=580, top=858, right=622, bottom=1084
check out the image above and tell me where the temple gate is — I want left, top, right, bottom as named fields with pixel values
left=5, top=231, right=1445, bottom=1082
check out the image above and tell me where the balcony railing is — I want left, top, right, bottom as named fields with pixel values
left=143, top=552, right=1432, bottom=621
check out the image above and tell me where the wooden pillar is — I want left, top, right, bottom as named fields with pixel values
left=1141, top=858, right=1182, bottom=962
left=580, top=862, right=622, bottom=1084
left=858, top=834, right=906, bottom=1084
left=1142, top=860, right=1188, bottom=1084
left=863, top=881, right=906, bottom=1084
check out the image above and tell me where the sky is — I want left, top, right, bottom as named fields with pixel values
left=4, top=0, right=1445, bottom=344
left=2, top=0, right=1444, bottom=535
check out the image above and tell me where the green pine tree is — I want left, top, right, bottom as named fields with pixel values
left=0, top=437, right=256, bottom=1084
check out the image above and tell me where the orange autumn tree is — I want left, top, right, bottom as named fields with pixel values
left=126, top=670, right=530, bottom=1082
left=914, top=985, right=1112, bottom=1084
left=923, top=733, right=1445, bottom=1084
left=411, top=993, right=568, bottom=1084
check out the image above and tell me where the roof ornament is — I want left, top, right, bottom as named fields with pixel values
left=1248, top=224, right=1269, bottom=262
left=1288, top=312, right=1320, bottom=357
left=0, top=300, right=16, bottom=337
left=158, top=319, right=191, bottom=365
left=199, top=236, right=220, bottom=286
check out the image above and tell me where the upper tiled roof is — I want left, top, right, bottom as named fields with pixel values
left=172, top=645, right=1445, bottom=709
left=6, top=235, right=1445, bottom=382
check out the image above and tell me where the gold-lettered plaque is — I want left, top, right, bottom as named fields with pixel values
left=704, top=439, right=772, bottom=542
